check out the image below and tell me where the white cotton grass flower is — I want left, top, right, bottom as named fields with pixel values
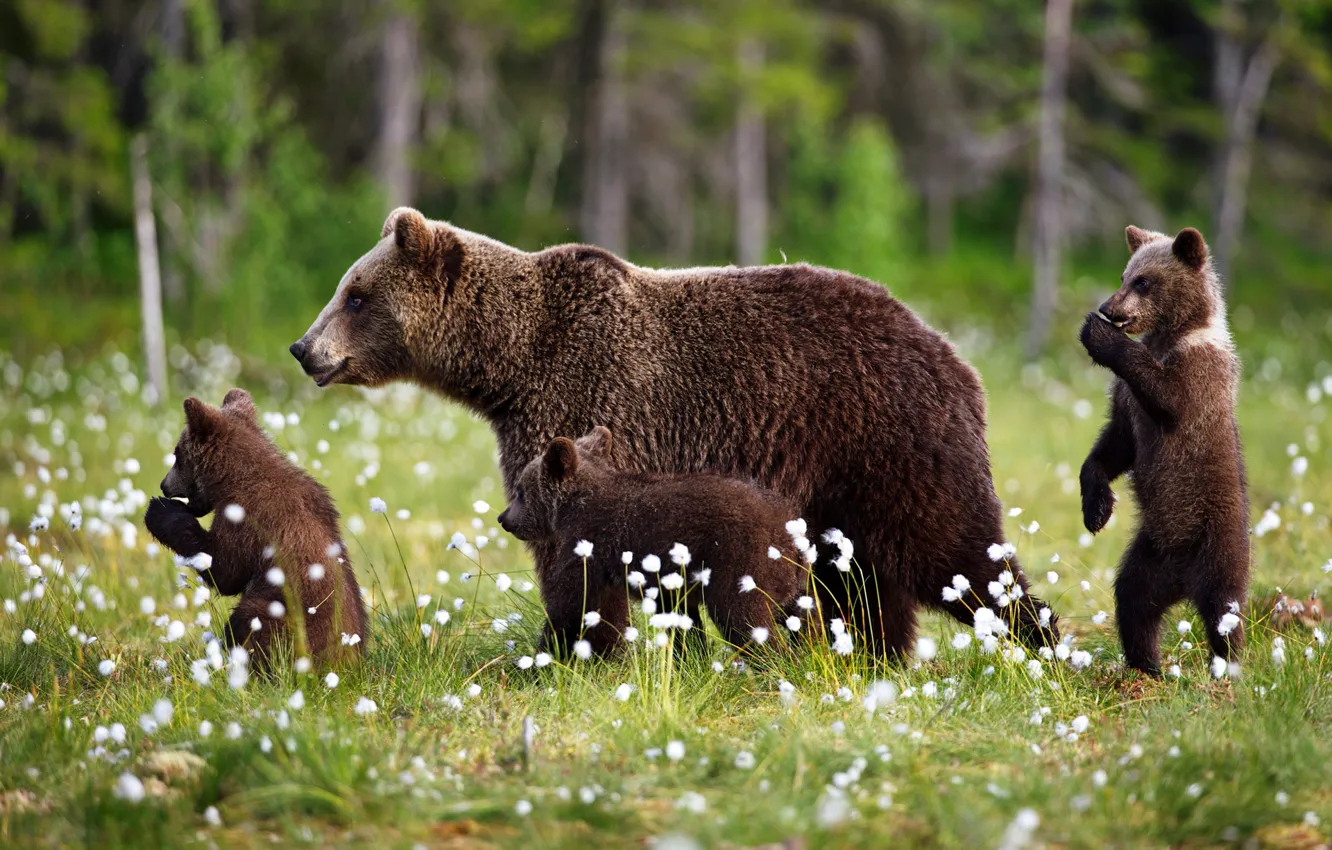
left=796, top=595, right=815, bottom=611
left=22, top=628, right=37, bottom=645
left=669, top=542, right=691, bottom=566
left=1254, top=507, right=1281, bottom=537
left=735, top=751, right=756, bottom=769
left=495, top=573, right=512, bottom=592
left=615, top=683, right=633, bottom=702
left=515, top=800, right=533, bottom=817
left=768, top=546, right=781, bottom=560
left=751, top=627, right=770, bottom=645
left=1217, top=610, right=1241, bottom=636
left=288, top=690, right=305, bottom=710
left=573, top=640, right=592, bottom=660
left=916, top=637, right=937, bottom=661
left=113, top=772, right=146, bottom=803
left=660, top=572, right=685, bottom=591
left=692, top=568, right=711, bottom=586
left=1092, top=611, right=1108, bottom=625
left=354, top=697, right=378, bottom=715
left=739, top=575, right=757, bottom=593
left=641, top=554, right=661, bottom=573
left=420, top=624, right=433, bottom=638
left=574, top=540, right=594, bottom=558
left=584, top=611, right=602, bottom=628
left=223, top=504, right=245, bottom=523
left=1292, top=456, right=1308, bottom=477
left=369, top=497, right=387, bottom=514
left=951, top=632, right=972, bottom=650
left=324, top=672, right=340, bottom=689
left=626, top=571, right=646, bottom=589
left=473, top=500, right=490, bottom=514
left=785, top=615, right=802, bottom=632
left=665, top=740, right=685, bottom=762
left=434, top=609, right=450, bottom=626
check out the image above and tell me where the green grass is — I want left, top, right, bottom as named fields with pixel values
left=0, top=335, right=1329, bottom=849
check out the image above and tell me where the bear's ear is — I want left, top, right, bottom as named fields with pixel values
left=220, top=388, right=257, bottom=425
left=544, top=437, right=579, bottom=483
left=183, top=397, right=223, bottom=440
left=383, top=207, right=434, bottom=262
left=1125, top=225, right=1153, bottom=254
left=1171, top=227, right=1208, bottom=270
left=581, top=425, right=614, bottom=459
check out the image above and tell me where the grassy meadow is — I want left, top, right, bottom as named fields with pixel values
left=1, top=332, right=1330, bottom=849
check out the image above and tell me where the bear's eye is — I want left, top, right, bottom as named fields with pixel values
left=1132, top=276, right=1150, bottom=291
left=346, top=294, right=364, bottom=313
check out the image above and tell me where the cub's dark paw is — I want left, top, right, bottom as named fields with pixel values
left=144, top=497, right=198, bottom=547
left=1079, top=312, right=1125, bottom=364
left=1079, top=466, right=1115, bottom=534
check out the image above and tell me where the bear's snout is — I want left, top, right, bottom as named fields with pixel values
left=289, top=339, right=308, bottom=364
left=496, top=509, right=511, bottom=531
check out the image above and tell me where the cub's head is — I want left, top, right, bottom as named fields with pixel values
left=498, top=426, right=615, bottom=542
left=290, top=207, right=466, bottom=389
left=161, top=389, right=260, bottom=517
left=1099, top=226, right=1221, bottom=338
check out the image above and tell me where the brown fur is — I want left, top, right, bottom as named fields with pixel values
left=496, top=426, right=809, bottom=652
left=143, top=389, right=367, bottom=668
left=1079, top=225, right=1250, bottom=676
left=293, top=207, right=1060, bottom=655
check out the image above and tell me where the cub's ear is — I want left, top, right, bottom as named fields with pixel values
left=183, top=397, right=223, bottom=439
left=220, top=388, right=257, bottom=424
left=1125, top=225, right=1153, bottom=254
left=581, top=425, right=614, bottom=459
left=544, top=437, right=579, bottom=482
left=1171, top=227, right=1208, bottom=269
left=383, top=207, right=433, bottom=261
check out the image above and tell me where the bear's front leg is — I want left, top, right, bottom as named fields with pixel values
left=145, top=497, right=211, bottom=557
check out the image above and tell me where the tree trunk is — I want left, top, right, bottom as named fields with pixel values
left=374, top=4, right=421, bottom=212
left=1024, top=0, right=1073, bottom=360
left=734, top=39, right=767, bottom=266
left=132, top=135, right=169, bottom=406
left=1212, top=24, right=1281, bottom=286
left=579, top=1, right=629, bottom=254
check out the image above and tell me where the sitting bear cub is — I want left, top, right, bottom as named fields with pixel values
left=498, top=426, right=809, bottom=654
left=144, top=389, right=367, bottom=668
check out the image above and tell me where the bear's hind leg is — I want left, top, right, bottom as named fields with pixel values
left=1115, top=533, right=1184, bottom=677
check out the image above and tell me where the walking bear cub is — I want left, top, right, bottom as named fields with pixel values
left=497, top=426, right=809, bottom=654
left=1079, top=226, right=1249, bottom=676
left=144, top=389, right=367, bottom=668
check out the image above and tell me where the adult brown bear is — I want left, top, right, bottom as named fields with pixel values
left=291, top=207, right=1059, bottom=656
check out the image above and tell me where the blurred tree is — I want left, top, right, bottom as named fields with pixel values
left=1027, top=0, right=1074, bottom=359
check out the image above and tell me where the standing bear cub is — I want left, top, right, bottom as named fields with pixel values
left=497, top=426, right=809, bottom=652
left=1079, top=226, right=1249, bottom=676
left=144, top=389, right=368, bottom=668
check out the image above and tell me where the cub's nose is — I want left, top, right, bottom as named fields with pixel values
left=497, top=509, right=510, bottom=530
left=289, top=339, right=308, bottom=363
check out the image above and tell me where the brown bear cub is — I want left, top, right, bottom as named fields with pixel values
left=1079, top=226, right=1250, bottom=676
left=497, top=426, right=808, bottom=654
left=144, top=389, right=367, bottom=668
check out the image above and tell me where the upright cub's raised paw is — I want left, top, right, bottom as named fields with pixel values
left=1079, top=311, right=1127, bottom=365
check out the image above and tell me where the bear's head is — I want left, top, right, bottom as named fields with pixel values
left=1099, top=226, right=1221, bottom=339
left=290, top=208, right=468, bottom=389
left=498, top=426, right=615, bottom=542
left=161, top=389, right=261, bottom=517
